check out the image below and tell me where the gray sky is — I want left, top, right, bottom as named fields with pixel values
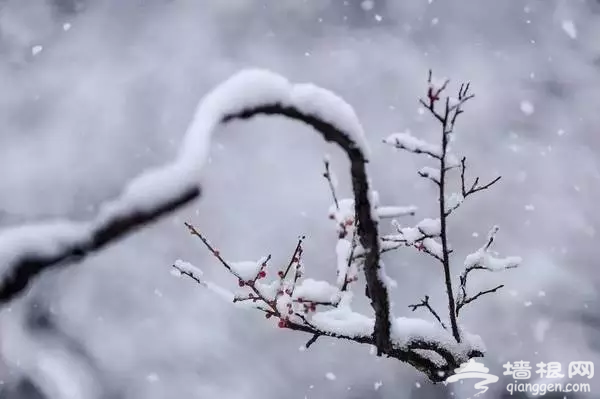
left=0, top=1, right=599, bottom=398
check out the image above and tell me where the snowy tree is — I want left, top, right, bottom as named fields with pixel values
left=0, top=69, right=521, bottom=383
left=171, top=70, right=522, bottom=381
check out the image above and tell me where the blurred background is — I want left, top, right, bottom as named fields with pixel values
left=0, top=0, right=599, bottom=398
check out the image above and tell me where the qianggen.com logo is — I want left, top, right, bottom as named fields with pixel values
left=444, top=359, right=593, bottom=397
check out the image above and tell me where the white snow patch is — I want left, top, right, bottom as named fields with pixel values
left=230, top=258, right=265, bottom=281
left=311, top=307, right=374, bottom=338
left=377, top=205, right=417, bottom=218
left=384, top=130, right=441, bottom=157
left=294, top=279, right=340, bottom=303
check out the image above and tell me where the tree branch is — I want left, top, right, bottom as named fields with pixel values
left=0, top=186, right=200, bottom=302
left=455, top=226, right=520, bottom=316
left=222, top=104, right=392, bottom=354
left=323, top=158, right=340, bottom=210
left=408, top=295, right=447, bottom=329
left=456, top=284, right=504, bottom=316
left=419, top=69, right=475, bottom=342
left=445, top=156, right=502, bottom=217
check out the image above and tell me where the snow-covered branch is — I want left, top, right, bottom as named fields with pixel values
left=456, top=226, right=522, bottom=316
left=384, top=218, right=444, bottom=261
left=174, top=220, right=483, bottom=382
left=218, top=82, right=393, bottom=354
left=0, top=67, right=521, bottom=384
left=383, top=130, right=442, bottom=159
left=0, top=69, right=388, bottom=324
left=0, top=184, right=199, bottom=302
left=383, top=70, right=520, bottom=346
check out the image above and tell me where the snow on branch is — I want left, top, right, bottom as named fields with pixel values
left=216, top=80, right=395, bottom=354
left=383, top=130, right=442, bottom=159
left=418, top=166, right=441, bottom=185
left=377, top=205, right=417, bottom=218
left=175, top=218, right=483, bottom=382
left=0, top=69, right=378, bottom=305
left=174, top=148, right=486, bottom=380
left=382, top=70, right=520, bottom=348
left=0, top=183, right=199, bottom=303
left=0, top=67, right=519, bottom=383
left=456, top=226, right=522, bottom=316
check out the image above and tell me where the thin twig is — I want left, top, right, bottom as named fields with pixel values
left=282, top=237, right=305, bottom=279
left=456, top=284, right=504, bottom=316
left=184, top=222, right=238, bottom=276
left=323, top=159, right=340, bottom=210
left=305, top=334, right=320, bottom=348
left=447, top=157, right=501, bottom=216
left=408, top=295, right=447, bottom=329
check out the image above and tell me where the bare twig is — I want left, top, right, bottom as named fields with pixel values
left=323, top=158, right=340, bottom=210
left=408, top=295, right=447, bottom=329
left=445, top=157, right=501, bottom=217
left=184, top=222, right=238, bottom=276
left=281, top=237, right=305, bottom=279
left=456, top=284, right=504, bottom=316
left=341, top=228, right=359, bottom=292
left=305, top=334, right=321, bottom=348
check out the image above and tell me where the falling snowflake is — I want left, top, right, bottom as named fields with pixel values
left=360, top=0, right=375, bottom=11
left=520, top=101, right=535, bottom=115
left=31, top=45, right=43, bottom=56
left=561, top=20, right=577, bottom=39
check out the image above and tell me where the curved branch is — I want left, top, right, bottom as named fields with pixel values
left=222, top=103, right=391, bottom=353
left=0, top=70, right=486, bottom=382
left=0, top=70, right=391, bottom=355
left=0, top=187, right=199, bottom=302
